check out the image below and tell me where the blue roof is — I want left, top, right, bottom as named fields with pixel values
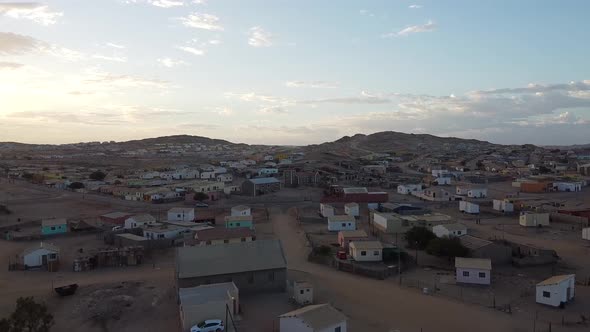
left=249, top=177, right=280, bottom=184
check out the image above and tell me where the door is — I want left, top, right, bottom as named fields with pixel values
left=567, top=287, right=571, bottom=300
left=42, top=255, right=48, bottom=266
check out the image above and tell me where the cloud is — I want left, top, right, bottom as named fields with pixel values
left=299, top=94, right=392, bottom=105
left=0, top=2, right=62, bottom=25
left=216, top=107, right=233, bottom=116
left=0, top=32, right=39, bottom=55
left=258, top=106, right=288, bottom=114
left=359, top=9, right=374, bottom=17
left=125, top=0, right=184, bottom=8
left=208, top=39, right=221, bottom=45
left=106, top=42, right=125, bottom=49
left=176, top=46, right=204, bottom=56
left=248, top=26, right=273, bottom=47
left=285, top=81, right=338, bottom=89
left=383, top=20, right=436, bottom=37
left=0, top=61, right=24, bottom=69
left=157, top=57, right=187, bottom=67
left=84, top=70, right=169, bottom=89
left=408, top=4, right=423, bottom=9
left=92, top=54, right=127, bottom=62
left=179, top=12, right=223, bottom=31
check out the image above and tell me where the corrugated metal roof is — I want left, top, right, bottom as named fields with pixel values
left=179, top=282, right=238, bottom=306
left=248, top=177, right=280, bottom=185
left=328, top=215, right=356, bottom=222
left=339, top=230, right=368, bottom=238
left=458, top=235, right=492, bottom=250
left=349, top=240, right=383, bottom=250
left=455, top=257, right=491, bottom=270
left=21, top=242, right=59, bottom=256
left=537, top=274, right=575, bottom=286
left=279, top=304, right=346, bottom=329
left=176, top=239, right=286, bottom=279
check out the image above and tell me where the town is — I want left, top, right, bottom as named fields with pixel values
left=1, top=132, right=589, bottom=332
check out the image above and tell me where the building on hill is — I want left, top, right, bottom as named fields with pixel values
left=241, top=177, right=281, bottom=196
left=189, top=227, right=256, bottom=246
left=231, top=205, right=251, bottom=216
left=224, top=215, right=254, bottom=230
left=458, top=235, right=512, bottom=265
left=344, top=203, right=359, bottom=217
left=124, top=214, right=156, bottom=229
left=327, top=215, right=356, bottom=231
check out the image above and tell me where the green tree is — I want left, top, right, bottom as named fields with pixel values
left=89, top=171, right=106, bottom=181
left=426, top=237, right=470, bottom=258
left=68, top=182, right=85, bottom=190
left=1, top=297, right=54, bottom=332
left=404, top=226, right=436, bottom=250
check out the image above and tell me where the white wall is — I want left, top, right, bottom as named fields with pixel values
left=167, top=209, right=195, bottom=222
left=536, top=279, right=575, bottom=307
left=467, top=188, right=487, bottom=198
left=231, top=207, right=251, bottom=216
left=23, top=249, right=58, bottom=267
left=320, top=204, right=335, bottom=217
left=459, top=201, right=479, bottom=214
left=583, top=228, right=590, bottom=240
left=280, top=317, right=313, bottom=332
left=344, top=205, right=359, bottom=217
left=328, top=221, right=356, bottom=231
left=350, top=247, right=382, bottom=262
left=318, top=321, right=347, bottom=332
left=456, top=267, right=490, bottom=285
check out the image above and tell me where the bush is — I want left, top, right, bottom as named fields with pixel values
left=405, top=226, right=436, bottom=250
left=0, top=297, right=54, bottom=332
left=426, top=237, right=469, bottom=258
left=89, top=171, right=106, bottom=181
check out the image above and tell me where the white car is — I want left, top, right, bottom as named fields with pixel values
left=190, top=319, right=224, bottom=332
left=111, top=226, right=123, bottom=231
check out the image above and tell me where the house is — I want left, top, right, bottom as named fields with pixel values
left=41, top=218, right=68, bottom=236
left=279, top=304, right=347, bottom=332
left=458, top=235, right=512, bottom=264
left=432, top=169, right=450, bottom=177
left=468, top=187, right=487, bottom=198
left=289, top=281, right=313, bottom=306
left=124, top=214, right=156, bottom=229
left=553, top=182, right=582, bottom=192
left=397, top=184, right=422, bottom=195
left=20, top=242, right=59, bottom=270
left=216, top=173, right=233, bottom=183
left=349, top=241, right=383, bottom=262
left=143, top=224, right=191, bottom=240
left=100, top=212, right=133, bottom=226
left=175, top=239, right=287, bottom=293
left=224, top=215, right=254, bottom=230
left=190, top=227, right=256, bottom=246
left=231, top=205, right=251, bottom=217
left=493, top=199, right=514, bottom=213
left=434, top=177, right=452, bottom=185
left=583, top=227, right=590, bottom=241
left=320, top=203, right=335, bottom=218
left=241, top=177, right=281, bottom=196
left=459, top=201, right=480, bottom=214
left=536, top=275, right=575, bottom=307
left=338, top=230, right=368, bottom=249
left=327, top=215, right=356, bottom=231
left=258, top=168, right=279, bottom=176
left=433, top=224, right=467, bottom=238
left=519, top=212, right=550, bottom=227
left=413, top=188, right=452, bottom=201
left=179, top=282, right=239, bottom=332
left=200, top=171, right=216, bottom=179
left=167, top=207, right=195, bottom=222
left=455, top=257, right=491, bottom=285
left=344, top=203, right=359, bottom=217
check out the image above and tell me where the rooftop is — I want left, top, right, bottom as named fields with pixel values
left=115, top=233, right=147, bottom=241
left=248, top=177, right=280, bottom=185
left=455, top=257, right=491, bottom=270
left=42, top=218, right=67, bottom=227
left=224, top=215, right=253, bottom=222
left=458, top=235, right=493, bottom=250
left=344, top=202, right=359, bottom=207
left=328, top=215, right=356, bottom=222
left=176, top=239, right=287, bottom=279
left=349, top=240, right=383, bottom=250
left=231, top=205, right=250, bottom=211
left=279, top=304, right=346, bottom=329
left=537, top=274, right=575, bottom=286
left=195, top=227, right=256, bottom=242
left=179, top=282, right=238, bottom=306
left=440, top=223, right=467, bottom=231
left=101, top=212, right=132, bottom=219
left=343, top=187, right=368, bottom=194
left=21, top=242, right=59, bottom=256
left=339, top=230, right=368, bottom=238
left=128, top=214, right=156, bottom=223
left=168, top=207, right=194, bottom=214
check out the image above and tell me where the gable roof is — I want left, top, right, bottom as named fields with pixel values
left=537, top=274, right=575, bottom=286
left=168, top=207, right=194, bottom=214
left=179, top=282, right=238, bottom=306
left=279, top=304, right=346, bottom=330
left=441, top=223, right=467, bottom=231
left=349, top=241, right=383, bottom=250
left=231, top=205, right=250, bottom=212
left=176, top=239, right=286, bottom=279
left=248, top=177, right=280, bottom=185
left=455, top=257, right=491, bottom=270
left=458, top=235, right=492, bottom=250
left=22, top=242, right=59, bottom=256
left=42, top=218, right=67, bottom=227
left=328, top=215, right=356, bottom=222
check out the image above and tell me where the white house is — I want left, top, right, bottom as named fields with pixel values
left=456, top=186, right=470, bottom=196
left=349, top=241, right=383, bottom=262
left=279, top=304, right=347, bottom=332
left=459, top=201, right=480, bottom=214
left=143, top=224, right=191, bottom=240
left=320, top=203, right=335, bottom=218
left=553, top=182, right=582, bottom=192
left=21, top=242, right=60, bottom=269
left=258, top=168, right=279, bottom=176
left=432, top=169, right=450, bottom=177
left=213, top=166, right=227, bottom=174
left=327, top=215, right=356, bottom=231
left=435, top=177, right=452, bottom=185
left=200, top=171, right=216, bottom=179
left=583, top=227, right=590, bottom=240
left=519, top=212, right=550, bottom=227
left=124, top=214, right=157, bottom=229
left=344, top=203, right=359, bottom=217
left=167, top=208, right=195, bottom=222
left=493, top=199, right=514, bottom=213
left=290, top=281, right=313, bottom=306
left=433, top=223, right=467, bottom=238
left=467, top=188, right=487, bottom=198
left=455, top=257, right=491, bottom=285
left=397, top=184, right=422, bottom=195
left=216, top=173, right=233, bottom=182
left=536, top=275, right=575, bottom=307
left=240, top=159, right=256, bottom=166
left=231, top=205, right=251, bottom=217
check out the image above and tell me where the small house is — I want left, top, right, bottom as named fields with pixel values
left=583, top=227, right=590, bottom=241
left=320, top=203, right=335, bottom=218
left=279, top=304, right=347, bottom=332
left=20, top=242, right=60, bottom=270
left=433, top=223, right=467, bottom=238
left=455, top=257, right=491, bottom=285
left=100, top=212, right=133, bottom=225
left=190, top=227, right=255, bottom=246
left=289, top=281, right=313, bottom=306
left=468, top=187, right=487, bottom=198
left=349, top=241, right=383, bottom=262
left=435, top=177, right=451, bottom=185
left=536, top=275, right=575, bottom=307
left=167, top=207, right=195, bottom=222
left=143, top=224, right=191, bottom=240
left=344, top=202, right=359, bottom=217
left=459, top=201, right=480, bottom=214
left=493, top=199, right=514, bottom=213
left=553, top=182, right=582, bottom=192
left=519, top=212, right=550, bottom=227
left=41, top=218, right=68, bottom=236
left=241, top=177, right=281, bottom=196
left=231, top=205, right=251, bottom=217
left=216, top=173, right=233, bottom=183
left=124, top=214, right=156, bottom=229
left=338, top=230, right=368, bottom=249
left=397, top=184, right=422, bottom=195
left=327, top=215, right=356, bottom=231
left=224, top=215, right=254, bottom=230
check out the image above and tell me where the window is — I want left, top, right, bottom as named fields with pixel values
left=300, top=290, right=304, bottom=295
left=543, top=291, right=550, bottom=298
left=341, top=223, right=346, bottom=227
left=478, top=272, right=486, bottom=278
left=373, top=251, right=380, bottom=256
left=463, top=271, right=470, bottom=277
left=457, top=231, right=462, bottom=235
left=224, top=240, right=229, bottom=244
left=206, top=240, right=211, bottom=245
left=177, top=214, right=181, bottom=218
left=236, top=223, right=241, bottom=227
left=335, top=327, right=341, bottom=332
left=49, top=254, right=57, bottom=259
left=50, top=226, right=56, bottom=231
left=158, top=234, right=164, bottom=239
left=306, top=289, right=310, bottom=292
left=361, top=251, right=367, bottom=256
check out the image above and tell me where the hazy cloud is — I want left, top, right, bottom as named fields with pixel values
left=92, top=54, right=127, bottom=62
left=285, top=81, right=338, bottom=88
left=408, top=4, right=423, bottom=9
left=125, top=0, right=184, bottom=8
left=258, top=106, right=288, bottom=114
left=179, top=12, right=223, bottom=31
left=0, top=2, right=63, bottom=25
left=248, top=26, right=272, bottom=47
left=157, top=57, right=187, bottom=67
left=176, top=46, right=204, bottom=56
left=106, top=42, right=125, bottom=49
left=0, top=61, right=24, bottom=69
left=84, top=71, right=169, bottom=89
left=383, top=20, right=436, bottom=37
left=359, top=9, right=374, bottom=17
left=0, top=32, right=39, bottom=55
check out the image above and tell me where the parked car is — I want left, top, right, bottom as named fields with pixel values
left=190, top=319, right=224, bottom=332
left=111, top=226, right=123, bottom=231
left=195, top=202, right=209, bottom=208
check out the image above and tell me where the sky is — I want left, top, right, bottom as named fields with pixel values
left=1, top=0, right=590, bottom=146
